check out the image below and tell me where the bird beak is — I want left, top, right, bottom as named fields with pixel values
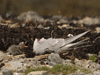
left=23, top=45, right=28, bottom=48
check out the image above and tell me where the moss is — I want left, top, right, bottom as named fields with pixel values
left=89, top=54, right=97, bottom=62
left=24, top=64, right=91, bottom=75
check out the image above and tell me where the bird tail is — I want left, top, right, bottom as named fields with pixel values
left=58, top=38, right=90, bottom=53
left=65, top=30, right=90, bottom=45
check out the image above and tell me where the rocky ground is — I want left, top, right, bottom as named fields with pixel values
left=0, top=11, right=100, bottom=75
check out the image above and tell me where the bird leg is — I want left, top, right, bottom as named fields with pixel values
left=71, top=48, right=76, bottom=64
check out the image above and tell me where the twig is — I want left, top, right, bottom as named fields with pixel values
left=51, top=30, right=54, bottom=38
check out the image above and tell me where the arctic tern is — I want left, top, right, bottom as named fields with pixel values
left=33, top=30, right=90, bottom=54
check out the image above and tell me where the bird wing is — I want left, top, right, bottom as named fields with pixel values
left=47, top=38, right=65, bottom=51
left=57, top=38, right=90, bottom=53
left=47, top=38, right=65, bottom=46
left=64, top=30, right=90, bottom=45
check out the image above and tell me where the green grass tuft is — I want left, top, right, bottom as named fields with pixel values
left=24, top=64, right=91, bottom=75
left=89, top=54, right=97, bottom=62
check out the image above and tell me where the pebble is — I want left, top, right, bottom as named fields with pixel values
left=2, top=69, right=13, bottom=75
left=0, top=53, right=100, bottom=75
left=57, top=19, right=68, bottom=24
left=92, top=64, right=100, bottom=71
left=0, top=72, right=3, bottom=75
left=17, top=11, right=44, bottom=23
left=13, top=72, right=25, bottom=75
left=48, top=53, right=66, bottom=65
left=28, top=71, right=48, bottom=75
left=95, top=27, right=100, bottom=33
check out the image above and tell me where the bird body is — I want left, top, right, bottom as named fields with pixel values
left=7, top=42, right=28, bottom=55
left=33, top=30, right=90, bottom=54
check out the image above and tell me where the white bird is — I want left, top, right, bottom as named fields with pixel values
left=33, top=30, right=90, bottom=54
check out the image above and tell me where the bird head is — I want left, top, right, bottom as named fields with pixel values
left=19, top=42, right=28, bottom=48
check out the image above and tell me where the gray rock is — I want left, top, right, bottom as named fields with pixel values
left=52, top=15, right=67, bottom=20
left=93, top=71, right=100, bottom=75
left=0, top=51, right=5, bottom=57
left=13, top=72, right=25, bottom=75
left=52, top=15, right=62, bottom=20
left=17, top=11, right=44, bottom=23
left=0, top=51, right=6, bottom=62
left=37, top=24, right=44, bottom=29
left=31, top=58, right=38, bottom=61
left=95, top=27, right=100, bottom=33
left=86, top=73, right=94, bottom=75
left=6, top=11, right=12, bottom=18
left=48, top=53, right=66, bottom=65
left=78, top=17, right=100, bottom=25
left=57, top=19, right=68, bottom=24
left=32, top=60, right=41, bottom=66
left=17, top=68, right=23, bottom=73
left=2, top=69, right=13, bottom=75
left=0, top=72, right=3, bottom=75
left=45, top=19, right=54, bottom=22
left=21, top=24, right=26, bottom=27
left=20, top=59, right=26, bottom=63
left=5, top=61, right=23, bottom=69
left=28, top=71, right=48, bottom=75
left=12, top=57, right=19, bottom=61
left=92, top=64, right=100, bottom=71
left=86, top=53, right=97, bottom=58
left=44, top=27, right=50, bottom=30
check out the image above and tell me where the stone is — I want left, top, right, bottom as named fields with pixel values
left=20, top=59, right=26, bottom=63
left=82, top=17, right=93, bottom=25
left=57, top=19, right=68, bottom=24
left=3, top=67, right=17, bottom=72
left=92, top=71, right=100, bottom=75
left=86, top=53, right=97, bottom=58
left=6, top=11, right=12, bottom=18
left=34, top=54, right=50, bottom=61
left=48, top=53, right=66, bottom=65
left=4, top=61, right=23, bottom=71
left=0, top=51, right=5, bottom=57
left=44, top=27, right=50, bottom=30
left=2, top=69, right=13, bottom=75
left=69, top=72, right=85, bottom=75
left=41, top=65, right=53, bottom=69
left=28, top=71, right=48, bottom=75
left=12, top=57, right=19, bottom=61
left=13, top=72, right=25, bottom=75
left=17, top=68, right=23, bottom=73
left=52, top=15, right=63, bottom=20
left=92, top=64, right=100, bottom=71
left=0, top=51, right=6, bottom=62
left=21, top=24, right=26, bottom=27
left=37, top=24, right=44, bottom=29
left=31, top=60, right=41, bottom=66
left=78, top=17, right=100, bottom=25
left=0, top=72, right=3, bottom=75
left=96, top=27, right=100, bottom=33
left=8, top=23, right=18, bottom=28
left=17, top=11, right=44, bottom=23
